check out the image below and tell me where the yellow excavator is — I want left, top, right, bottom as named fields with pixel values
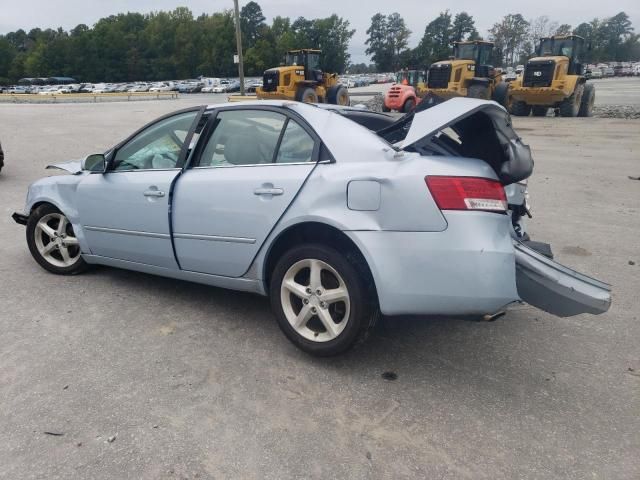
left=424, top=40, right=509, bottom=108
left=255, top=49, right=349, bottom=105
left=508, top=35, right=594, bottom=117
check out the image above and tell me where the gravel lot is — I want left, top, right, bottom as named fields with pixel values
left=0, top=79, right=639, bottom=479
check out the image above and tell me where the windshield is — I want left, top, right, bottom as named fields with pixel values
left=455, top=44, right=492, bottom=65
left=396, top=71, right=423, bottom=86
left=539, top=38, right=576, bottom=58
left=286, top=52, right=303, bottom=66
left=286, top=52, right=320, bottom=70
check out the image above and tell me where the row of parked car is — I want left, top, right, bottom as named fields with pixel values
left=342, top=73, right=394, bottom=88
left=0, top=78, right=260, bottom=95
left=585, top=62, right=640, bottom=79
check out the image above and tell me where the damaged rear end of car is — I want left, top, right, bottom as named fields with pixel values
left=375, top=97, right=611, bottom=317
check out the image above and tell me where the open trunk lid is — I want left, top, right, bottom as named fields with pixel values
left=515, top=241, right=611, bottom=317
left=389, top=97, right=533, bottom=185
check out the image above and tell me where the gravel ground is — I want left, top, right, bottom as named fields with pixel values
left=0, top=94, right=639, bottom=479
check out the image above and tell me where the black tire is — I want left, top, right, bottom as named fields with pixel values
left=295, top=86, right=318, bottom=104
left=578, top=83, right=595, bottom=117
left=531, top=106, right=548, bottom=117
left=270, top=244, right=378, bottom=356
left=511, top=100, right=532, bottom=116
left=559, top=84, right=584, bottom=117
left=26, top=204, right=88, bottom=275
left=382, top=104, right=391, bottom=112
left=491, top=82, right=509, bottom=108
left=402, top=98, right=415, bottom=113
left=327, top=85, right=349, bottom=106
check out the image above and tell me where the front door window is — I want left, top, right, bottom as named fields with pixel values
left=112, top=111, right=197, bottom=171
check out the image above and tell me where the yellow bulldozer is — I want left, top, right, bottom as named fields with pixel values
left=423, top=40, right=509, bottom=108
left=255, top=49, right=349, bottom=105
left=508, top=35, right=594, bottom=117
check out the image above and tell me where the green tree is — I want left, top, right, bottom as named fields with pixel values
left=416, top=11, right=452, bottom=66
left=240, top=1, right=266, bottom=48
left=365, top=13, right=392, bottom=71
left=451, top=12, right=478, bottom=42
left=386, top=13, right=411, bottom=70
left=489, top=14, right=530, bottom=66
left=555, top=24, right=573, bottom=36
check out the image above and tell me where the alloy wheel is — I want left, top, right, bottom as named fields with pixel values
left=34, top=213, right=81, bottom=268
left=280, top=258, right=351, bottom=342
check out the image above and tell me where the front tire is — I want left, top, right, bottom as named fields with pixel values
left=402, top=98, right=415, bottom=113
left=295, top=87, right=318, bottom=104
left=559, top=84, right=584, bottom=117
left=26, top=204, right=88, bottom=275
left=327, top=85, right=349, bottom=106
left=270, top=244, right=378, bottom=356
left=578, top=83, right=595, bottom=117
left=491, top=82, right=509, bottom=108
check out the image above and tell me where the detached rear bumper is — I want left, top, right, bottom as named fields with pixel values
left=12, top=212, right=28, bottom=225
left=514, top=241, right=611, bottom=316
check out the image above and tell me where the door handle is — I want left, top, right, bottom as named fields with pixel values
left=254, top=187, right=284, bottom=196
left=144, top=189, right=165, bottom=197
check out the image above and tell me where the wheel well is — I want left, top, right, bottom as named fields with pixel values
left=263, top=222, right=377, bottom=299
left=31, top=201, right=58, bottom=213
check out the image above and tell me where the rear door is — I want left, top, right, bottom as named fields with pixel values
left=515, top=242, right=611, bottom=317
left=172, top=107, right=320, bottom=277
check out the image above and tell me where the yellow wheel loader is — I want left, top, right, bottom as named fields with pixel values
left=509, top=35, right=595, bottom=117
left=255, top=49, right=349, bottom=105
left=424, top=41, right=510, bottom=108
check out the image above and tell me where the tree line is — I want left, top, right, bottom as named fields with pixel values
left=365, top=10, right=639, bottom=71
left=0, top=2, right=353, bottom=84
left=0, top=2, right=638, bottom=85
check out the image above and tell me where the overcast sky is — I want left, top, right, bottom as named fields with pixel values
left=1, top=0, right=638, bottom=63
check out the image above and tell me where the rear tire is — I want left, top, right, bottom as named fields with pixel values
left=511, top=101, right=531, bottom=116
left=578, top=83, right=595, bottom=117
left=270, top=244, right=378, bottom=356
left=468, top=84, right=490, bottom=100
left=295, top=87, right=318, bottom=104
left=559, top=84, right=584, bottom=117
left=26, top=204, right=88, bottom=275
left=327, top=85, right=349, bottom=106
left=531, top=106, right=548, bottom=117
left=402, top=98, right=415, bottom=113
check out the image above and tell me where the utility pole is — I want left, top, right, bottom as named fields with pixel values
left=233, top=0, right=246, bottom=95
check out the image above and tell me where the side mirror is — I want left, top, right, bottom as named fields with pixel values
left=81, top=153, right=106, bottom=172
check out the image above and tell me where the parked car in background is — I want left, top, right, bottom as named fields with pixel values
left=503, top=67, right=517, bottom=82
left=8, top=86, right=29, bottom=94
left=177, top=82, right=203, bottom=93
left=246, top=80, right=263, bottom=93
left=12, top=98, right=611, bottom=356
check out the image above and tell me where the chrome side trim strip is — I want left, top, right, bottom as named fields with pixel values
left=84, top=226, right=170, bottom=239
left=173, top=233, right=256, bottom=244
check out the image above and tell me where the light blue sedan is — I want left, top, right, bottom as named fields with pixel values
left=12, top=99, right=611, bottom=355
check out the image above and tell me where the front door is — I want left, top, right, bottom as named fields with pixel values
left=77, top=110, right=199, bottom=268
left=172, top=108, right=319, bottom=277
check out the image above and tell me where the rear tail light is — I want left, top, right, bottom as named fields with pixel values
left=425, top=176, right=507, bottom=213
